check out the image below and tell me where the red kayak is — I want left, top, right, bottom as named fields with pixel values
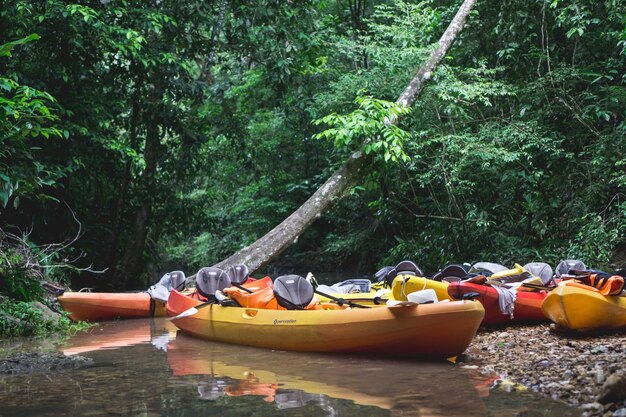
left=447, top=281, right=548, bottom=325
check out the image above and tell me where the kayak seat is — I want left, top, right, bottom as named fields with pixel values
left=274, top=275, right=315, bottom=310
left=196, top=267, right=231, bottom=301
left=395, top=260, right=424, bottom=277
left=374, top=266, right=397, bottom=287
left=432, top=264, right=469, bottom=282
left=315, top=279, right=371, bottom=294
left=555, top=259, right=587, bottom=278
left=470, top=262, right=508, bottom=277
left=487, top=263, right=532, bottom=285
left=226, top=264, right=250, bottom=285
left=169, top=271, right=186, bottom=291
left=523, top=262, right=554, bottom=285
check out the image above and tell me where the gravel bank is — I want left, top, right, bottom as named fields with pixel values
left=461, top=324, right=626, bottom=417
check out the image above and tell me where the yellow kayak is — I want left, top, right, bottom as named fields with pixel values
left=391, top=275, right=453, bottom=301
left=541, top=283, right=626, bottom=332
left=167, top=289, right=484, bottom=358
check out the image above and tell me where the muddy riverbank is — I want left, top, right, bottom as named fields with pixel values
left=462, top=324, right=626, bottom=417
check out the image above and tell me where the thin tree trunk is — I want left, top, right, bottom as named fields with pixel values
left=117, top=120, right=159, bottom=286
left=214, top=0, right=478, bottom=275
left=105, top=69, right=142, bottom=268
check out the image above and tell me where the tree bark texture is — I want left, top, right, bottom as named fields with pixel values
left=215, top=150, right=368, bottom=272
left=117, top=120, right=159, bottom=286
left=213, top=0, right=478, bottom=275
left=105, top=69, right=143, bottom=268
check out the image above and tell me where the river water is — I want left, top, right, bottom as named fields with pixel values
left=0, top=318, right=579, bottom=416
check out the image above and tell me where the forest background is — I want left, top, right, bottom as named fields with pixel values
left=1, top=0, right=625, bottom=303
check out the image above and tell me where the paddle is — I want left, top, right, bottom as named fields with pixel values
left=324, top=289, right=392, bottom=305
left=168, top=301, right=212, bottom=321
left=520, top=282, right=556, bottom=291
left=305, top=273, right=371, bottom=309
left=313, top=289, right=372, bottom=309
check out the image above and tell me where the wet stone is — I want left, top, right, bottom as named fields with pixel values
left=582, top=402, right=604, bottom=413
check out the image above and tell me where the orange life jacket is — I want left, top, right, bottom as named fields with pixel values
left=564, top=272, right=625, bottom=296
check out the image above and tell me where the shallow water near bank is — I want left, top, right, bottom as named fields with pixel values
left=0, top=318, right=579, bottom=416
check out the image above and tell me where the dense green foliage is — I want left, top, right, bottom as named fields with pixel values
left=0, top=299, right=90, bottom=336
left=0, top=0, right=624, bottom=293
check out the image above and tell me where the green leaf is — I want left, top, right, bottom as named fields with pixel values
left=0, top=34, right=41, bottom=57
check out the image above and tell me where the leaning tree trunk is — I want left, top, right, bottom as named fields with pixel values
left=214, top=0, right=478, bottom=274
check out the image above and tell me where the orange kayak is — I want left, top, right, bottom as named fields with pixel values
left=58, top=292, right=166, bottom=322
left=166, top=290, right=485, bottom=358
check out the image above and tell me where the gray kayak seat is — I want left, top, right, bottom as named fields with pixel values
left=555, top=259, right=587, bottom=278
left=147, top=270, right=186, bottom=302
left=523, top=262, right=554, bottom=285
left=374, top=266, right=396, bottom=282
left=470, top=262, right=508, bottom=276
left=169, top=271, right=186, bottom=291
left=375, top=266, right=397, bottom=287
left=274, top=275, right=314, bottom=310
left=316, top=279, right=371, bottom=294
left=225, top=264, right=249, bottom=285
left=154, top=270, right=186, bottom=291
left=196, top=267, right=231, bottom=300
left=395, top=260, right=424, bottom=277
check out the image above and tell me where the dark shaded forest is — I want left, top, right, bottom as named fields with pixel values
left=1, top=0, right=625, bottom=296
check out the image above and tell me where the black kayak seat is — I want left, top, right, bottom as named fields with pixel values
left=395, top=260, right=424, bottom=277
left=432, top=264, right=469, bottom=282
left=555, top=259, right=587, bottom=278
left=523, top=262, right=554, bottom=285
left=196, top=267, right=231, bottom=300
left=226, top=264, right=249, bottom=285
left=274, top=275, right=314, bottom=310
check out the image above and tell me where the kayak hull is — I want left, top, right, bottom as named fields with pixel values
left=58, top=292, right=166, bottom=322
left=541, top=283, right=626, bottom=332
left=167, top=290, right=484, bottom=358
left=447, top=281, right=547, bottom=325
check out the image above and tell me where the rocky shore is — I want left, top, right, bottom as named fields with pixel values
left=461, top=324, right=626, bottom=417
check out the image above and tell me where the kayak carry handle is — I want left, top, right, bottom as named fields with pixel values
left=462, top=292, right=480, bottom=301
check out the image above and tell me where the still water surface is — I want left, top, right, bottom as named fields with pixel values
left=0, top=318, right=579, bottom=416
